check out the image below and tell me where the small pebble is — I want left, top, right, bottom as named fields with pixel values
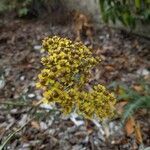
left=28, top=93, right=35, bottom=98
left=99, top=35, right=105, bottom=40
left=18, top=114, right=28, bottom=126
left=10, top=109, right=18, bottom=114
left=137, top=68, right=149, bottom=76
left=0, top=76, right=5, bottom=89
left=72, top=145, right=83, bottom=150
left=20, top=76, right=25, bottom=81
left=34, top=45, right=42, bottom=50
left=67, top=126, right=77, bottom=133
left=48, top=129, right=55, bottom=135
left=11, top=87, right=15, bottom=91
left=40, top=121, right=48, bottom=130
left=22, top=143, right=30, bottom=148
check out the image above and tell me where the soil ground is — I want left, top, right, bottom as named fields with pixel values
left=0, top=16, right=150, bottom=149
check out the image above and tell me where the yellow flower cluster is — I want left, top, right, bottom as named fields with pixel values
left=77, top=85, right=116, bottom=119
left=36, top=36, right=116, bottom=120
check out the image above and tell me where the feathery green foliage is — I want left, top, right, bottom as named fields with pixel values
left=109, top=80, right=150, bottom=124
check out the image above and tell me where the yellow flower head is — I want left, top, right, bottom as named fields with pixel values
left=37, top=36, right=116, bottom=120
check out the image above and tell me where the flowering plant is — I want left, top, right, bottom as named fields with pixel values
left=36, top=36, right=116, bottom=120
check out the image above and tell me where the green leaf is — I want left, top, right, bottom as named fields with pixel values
left=99, top=0, right=105, bottom=13
left=142, top=9, right=150, bottom=20
left=135, top=0, right=141, bottom=9
left=146, top=0, right=150, bottom=4
left=122, top=97, right=142, bottom=123
left=18, top=7, right=29, bottom=17
left=122, top=12, right=130, bottom=26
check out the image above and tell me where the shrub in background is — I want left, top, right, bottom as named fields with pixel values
left=0, top=0, right=48, bottom=17
left=99, top=0, right=150, bottom=28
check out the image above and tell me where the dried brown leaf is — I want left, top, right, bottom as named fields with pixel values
left=31, top=121, right=40, bottom=130
left=125, top=117, right=135, bottom=136
left=135, top=122, right=143, bottom=144
left=105, top=65, right=115, bottom=72
left=132, top=85, right=143, bottom=92
left=73, top=11, right=93, bottom=42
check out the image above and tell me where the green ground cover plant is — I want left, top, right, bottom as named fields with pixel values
left=109, top=80, right=150, bottom=123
